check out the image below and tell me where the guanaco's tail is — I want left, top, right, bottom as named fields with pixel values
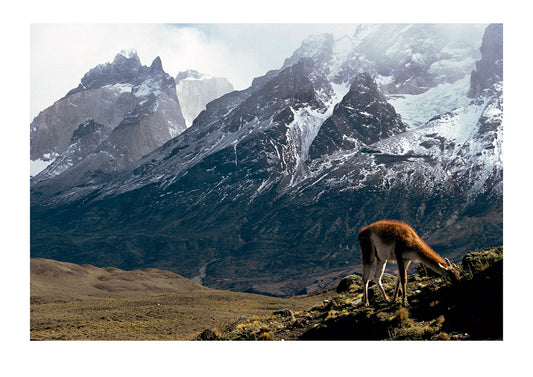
left=358, top=226, right=374, bottom=265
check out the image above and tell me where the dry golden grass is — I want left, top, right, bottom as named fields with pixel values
left=30, top=258, right=336, bottom=340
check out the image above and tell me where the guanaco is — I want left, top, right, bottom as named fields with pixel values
left=359, top=220, right=460, bottom=307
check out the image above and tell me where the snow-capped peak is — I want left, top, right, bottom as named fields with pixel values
left=119, top=48, right=138, bottom=59
left=176, top=70, right=212, bottom=82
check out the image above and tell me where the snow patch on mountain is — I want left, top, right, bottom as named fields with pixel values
left=283, top=81, right=351, bottom=185
left=388, top=76, right=472, bottom=128
left=119, top=48, right=138, bottom=59
left=104, top=83, right=133, bottom=94
left=30, top=153, right=57, bottom=177
left=373, top=82, right=502, bottom=201
left=134, top=79, right=162, bottom=98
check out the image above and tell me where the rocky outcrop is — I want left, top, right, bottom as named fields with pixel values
left=309, top=73, right=405, bottom=159
left=468, top=23, right=503, bottom=97
left=30, top=84, right=136, bottom=161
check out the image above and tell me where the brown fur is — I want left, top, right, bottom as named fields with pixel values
left=359, top=220, right=447, bottom=266
left=358, top=220, right=459, bottom=307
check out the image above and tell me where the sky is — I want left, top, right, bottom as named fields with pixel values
left=30, top=23, right=359, bottom=119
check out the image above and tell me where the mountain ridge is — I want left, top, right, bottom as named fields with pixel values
left=30, top=50, right=187, bottom=180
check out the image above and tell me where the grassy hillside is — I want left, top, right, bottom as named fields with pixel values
left=197, top=247, right=503, bottom=340
left=31, top=257, right=206, bottom=300
left=30, top=247, right=502, bottom=340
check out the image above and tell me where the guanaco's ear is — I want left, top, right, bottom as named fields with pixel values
left=438, top=263, right=446, bottom=270
left=444, top=258, right=453, bottom=267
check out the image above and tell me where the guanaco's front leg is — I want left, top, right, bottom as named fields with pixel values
left=393, top=260, right=410, bottom=303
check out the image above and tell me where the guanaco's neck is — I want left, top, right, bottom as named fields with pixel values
left=414, top=241, right=447, bottom=275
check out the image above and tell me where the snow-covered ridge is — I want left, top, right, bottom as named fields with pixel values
left=181, top=75, right=212, bottom=81
left=371, top=82, right=502, bottom=199
left=133, top=78, right=162, bottom=98
left=104, top=83, right=133, bottom=94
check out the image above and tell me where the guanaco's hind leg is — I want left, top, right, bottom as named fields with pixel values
left=360, top=230, right=375, bottom=307
left=362, top=259, right=374, bottom=307
left=374, top=259, right=390, bottom=302
left=396, top=259, right=410, bottom=306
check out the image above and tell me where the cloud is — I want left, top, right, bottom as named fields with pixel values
left=30, top=23, right=358, bottom=119
left=30, top=24, right=212, bottom=118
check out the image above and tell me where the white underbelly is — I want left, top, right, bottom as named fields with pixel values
left=370, top=232, right=421, bottom=262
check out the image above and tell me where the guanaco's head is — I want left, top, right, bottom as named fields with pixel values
left=439, top=258, right=461, bottom=283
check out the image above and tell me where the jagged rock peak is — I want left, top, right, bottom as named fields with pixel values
left=245, top=59, right=322, bottom=114
left=150, top=56, right=164, bottom=72
left=112, top=49, right=141, bottom=66
left=350, top=72, right=380, bottom=95
left=107, top=48, right=142, bottom=70
left=309, top=72, right=405, bottom=159
left=282, top=33, right=335, bottom=69
left=468, top=23, right=503, bottom=97
left=65, top=50, right=143, bottom=95
left=62, top=50, right=177, bottom=101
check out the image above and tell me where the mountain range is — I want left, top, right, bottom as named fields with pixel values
left=30, top=51, right=234, bottom=179
left=30, top=24, right=502, bottom=297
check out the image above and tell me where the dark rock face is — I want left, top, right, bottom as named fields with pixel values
left=468, top=24, right=503, bottom=97
left=309, top=73, right=405, bottom=159
left=233, top=60, right=323, bottom=127
left=71, top=119, right=105, bottom=143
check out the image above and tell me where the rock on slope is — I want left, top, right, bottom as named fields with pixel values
left=196, top=247, right=503, bottom=340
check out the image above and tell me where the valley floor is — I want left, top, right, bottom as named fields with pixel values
left=30, top=259, right=337, bottom=340
left=30, top=247, right=502, bottom=341
left=30, top=290, right=332, bottom=340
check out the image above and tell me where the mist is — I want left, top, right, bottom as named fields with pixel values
left=30, top=23, right=358, bottom=119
